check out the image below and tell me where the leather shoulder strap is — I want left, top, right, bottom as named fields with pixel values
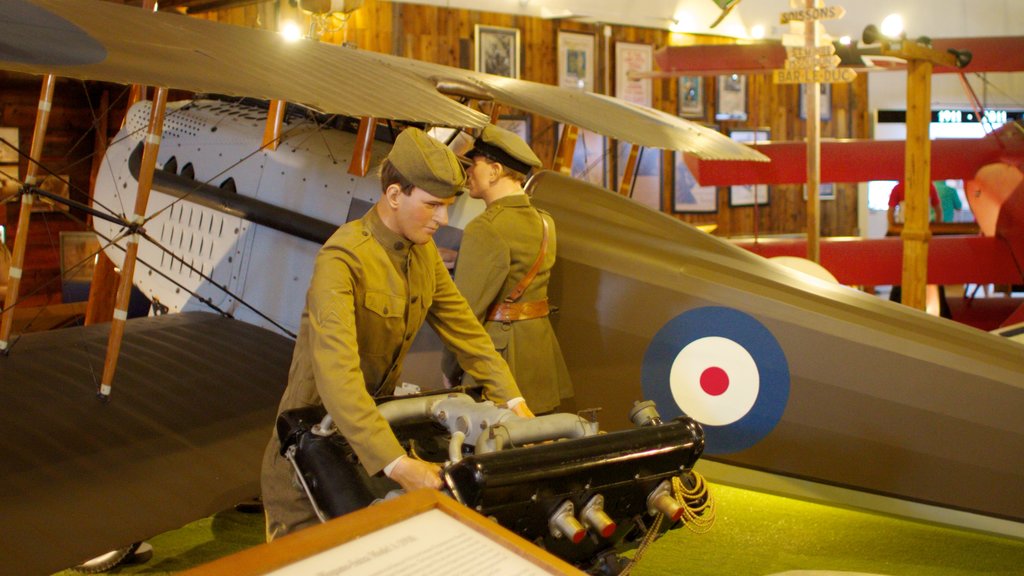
left=503, top=215, right=548, bottom=304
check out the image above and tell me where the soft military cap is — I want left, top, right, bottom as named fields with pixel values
left=388, top=127, right=467, bottom=198
left=467, top=124, right=542, bottom=175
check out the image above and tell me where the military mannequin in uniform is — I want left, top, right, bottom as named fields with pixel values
left=261, top=127, right=534, bottom=541
left=441, top=124, right=573, bottom=414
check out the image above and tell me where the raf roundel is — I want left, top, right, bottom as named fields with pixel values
left=641, top=306, right=790, bottom=454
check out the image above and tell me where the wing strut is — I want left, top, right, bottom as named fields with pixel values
left=348, top=117, right=377, bottom=177
left=617, top=144, right=641, bottom=198
left=0, top=74, right=56, bottom=353
left=554, top=125, right=579, bottom=174
left=98, top=87, right=169, bottom=399
left=263, top=100, right=287, bottom=151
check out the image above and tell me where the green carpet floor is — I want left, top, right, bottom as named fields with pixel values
left=53, top=483, right=1024, bottom=575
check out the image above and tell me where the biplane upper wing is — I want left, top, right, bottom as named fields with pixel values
left=371, top=53, right=767, bottom=161
left=0, top=0, right=767, bottom=162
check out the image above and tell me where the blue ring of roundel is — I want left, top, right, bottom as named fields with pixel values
left=641, top=306, right=790, bottom=455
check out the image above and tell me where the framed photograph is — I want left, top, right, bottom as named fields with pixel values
left=673, top=152, right=717, bottom=213
left=497, top=114, right=531, bottom=145
left=615, top=42, right=653, bottom=107
left=800, top=83, right=832, bottom=121
left=0, top=127, right=19, bottom=165
left=728, top=128, right=770, bottom=206
left=715, top=74, right=748, bottom=121
left=678, top=76, right=705, bottom=118
left=616, top=142, right=662, bottom=210
left=804, top=182, right=836, bottom=201
left=475, top=25, right=520, bottom=79
left=557, top=31, right=595, bottom=92
left=59, top=231, right=100, bottom=282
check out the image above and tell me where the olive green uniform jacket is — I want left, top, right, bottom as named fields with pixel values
left=261, top=207, right=520, bottom=539
left=442, top=194, right=573, bottom=413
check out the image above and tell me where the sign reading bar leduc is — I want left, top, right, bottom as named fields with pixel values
left=773, top=68, right=857, bottom=84
left=780, top=5, right=846, bottom=23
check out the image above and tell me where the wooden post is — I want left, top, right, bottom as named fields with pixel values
left=0, top=74, right=55, bottom=352
left=804, top=0, right=821, bottom=263
left=553, top=125, right=579, bottom=175
left=900, top=57, right=933, bottom=311
left=878, top=40, right=958, bottom=311
left=99, top=87, right=169, bottom=398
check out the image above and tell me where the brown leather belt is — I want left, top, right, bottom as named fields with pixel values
left=486, top=299, right=550, bottom=323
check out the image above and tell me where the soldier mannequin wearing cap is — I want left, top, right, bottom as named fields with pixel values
left=442, top=125, right=573, bottom=413
left=261, top=128, right=533, bottom=540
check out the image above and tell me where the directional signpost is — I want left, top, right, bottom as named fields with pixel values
left=774, top=0, right=854, bottom=263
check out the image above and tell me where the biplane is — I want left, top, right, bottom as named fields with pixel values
left=0, top=1, right=1022, bottom=574
left=0, top=0, right=755, bottom=573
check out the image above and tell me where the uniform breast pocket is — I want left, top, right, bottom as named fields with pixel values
left=363, top=291, right=405, bottom=319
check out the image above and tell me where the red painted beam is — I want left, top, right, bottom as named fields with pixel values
left=686, top=137, right=1007, bottom=186
left=654, top=37, right=1024, bottom=75
left=734, top=235, right=1022, bottom=286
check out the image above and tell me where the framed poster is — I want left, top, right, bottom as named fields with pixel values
left=715, top=74, right=747, bottom=121
left=728, top=128, right=770, bottom=206
left=614, top=42, right=653, bottom=107
left=804, top=182, right=836, bottom=201
left=678, top=76, right=705, bottom=118
left=616, top=142, right=661, bottom=210
left=800, top=83, right=832, bottom=121
left=557, top=125, right=606, bottom=187
left=0, top=127, right=18, bottom=165
left=497, top=114, right=531, bottom=145
left=557, top=31, right=595, bottom=91
left=673, top=152, right=717, bottom=213
left=475, top=25, right=520, bottom=78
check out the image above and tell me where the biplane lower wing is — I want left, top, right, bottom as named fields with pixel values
left=0, top=312, right=291, bottom=575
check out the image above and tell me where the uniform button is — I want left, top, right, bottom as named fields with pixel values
left=394, top=241, right=404, bottom=250
left=411, top=296, right=418, bottom=303
left=405, top=333, right=413, bottom=341
left=383, top=307, right=388, bottom=314
left=362, top=231, right=368, bottom=236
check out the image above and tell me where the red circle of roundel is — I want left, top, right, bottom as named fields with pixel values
left=641, top=306, right=790, bottom=454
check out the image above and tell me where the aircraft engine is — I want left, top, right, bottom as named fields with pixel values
left=277, top=392, right=711, bottom=575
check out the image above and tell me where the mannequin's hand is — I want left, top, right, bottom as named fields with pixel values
left=389, top=456, right=442, bottom=491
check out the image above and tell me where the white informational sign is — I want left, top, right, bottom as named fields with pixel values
left=266, top=509, right=553, bottom=576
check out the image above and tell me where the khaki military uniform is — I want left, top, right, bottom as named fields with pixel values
left=442, top=194, right=573, bottom=413
left=262, top=207, right=520, bottom=539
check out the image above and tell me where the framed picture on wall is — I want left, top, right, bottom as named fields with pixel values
left=0, top=127, right=18, bottom=165
left=673, top=152, right=717, bottom=213
left=728, top=128, right=770, bottom=206
left=678, top=76, right=705, bottom=118
left=557, top=31, right=595, bottom=91
left=614, top=42, right=653, bottom=107
left=799, top=83, right=832, bottom=121
left=497, top=114, right=531, bottom=145
left=715, top=74, right=747, bottom=121
left=804, top=182, right=836, bottom=201
left=475, top=25, right=520, bottom=78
